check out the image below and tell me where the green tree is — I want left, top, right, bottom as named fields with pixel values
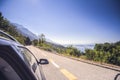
left=65, top=46, right=81, bottom=57
left=85, top=41, right=120, bottom=66
left=39, top=33, right=45, bottom=45
left=25, top=37, right=31, bottom=45
left=85, top=49, right=95, bottom=60
left=32, top=39, right=38, bottom=46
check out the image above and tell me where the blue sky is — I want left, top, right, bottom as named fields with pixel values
left=0, top=0, right=120, bottom=44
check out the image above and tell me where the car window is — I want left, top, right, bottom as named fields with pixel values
left=0, top=57, right=21, bottom=80
left=18, top=47, right=42, bottom=80
left=18, top=47, right=37, bottom=70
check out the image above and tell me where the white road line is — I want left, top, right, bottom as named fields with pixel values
left=50, top=59, right=60, bottom=68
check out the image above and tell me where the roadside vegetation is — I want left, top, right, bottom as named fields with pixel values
left=85, top=41, right=120, bottom=66
left=32, top=33, right=82, bottom=57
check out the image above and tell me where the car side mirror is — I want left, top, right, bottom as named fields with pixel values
left=114, top=74, right=120, bottom=80
left=39, top=59, right=49, bottom=65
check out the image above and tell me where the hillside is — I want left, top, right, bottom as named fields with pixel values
left=0, top=13, right=28, bottom=44
left=12, top=23, right=38, bottom=40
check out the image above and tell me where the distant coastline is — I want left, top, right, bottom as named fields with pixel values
left=74, top=45, right=95, bottom=52
left=64, top=44, right=95, bottom=52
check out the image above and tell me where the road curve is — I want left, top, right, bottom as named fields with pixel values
left=26, top=46, right=120, bottom=80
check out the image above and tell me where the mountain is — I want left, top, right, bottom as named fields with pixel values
left=11, top=23, right=65, bottom=48
left=45, top=38, right=54, bottom=43
left=46, top=41, right=65, bottom=49
left=12, top=23, right=38, bottom=40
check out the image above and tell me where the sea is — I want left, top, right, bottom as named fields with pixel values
left=64, top=44, right=95, bottom=52
left=73, top=45, right=95, bottom=52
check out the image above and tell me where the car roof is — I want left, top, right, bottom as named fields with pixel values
left=0, top=37, right=22, bottom=46
left=0, top=30, right=23, bottom=46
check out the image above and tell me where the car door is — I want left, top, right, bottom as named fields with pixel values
left=18, top=47, right=45, bottom=80
left=0, top=56, right=22, bottom=80
left=0, top=45, right=37, bottom=80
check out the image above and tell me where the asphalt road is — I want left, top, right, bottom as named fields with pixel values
left=26, top=46, right=120, bottom=80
